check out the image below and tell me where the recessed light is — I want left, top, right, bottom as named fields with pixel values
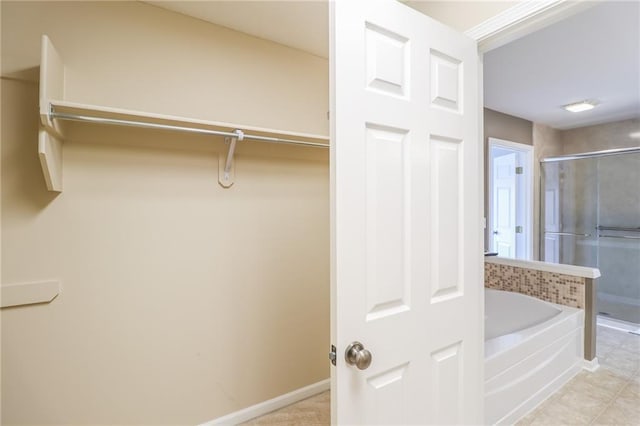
left=563, top=100, right=598, bottom=113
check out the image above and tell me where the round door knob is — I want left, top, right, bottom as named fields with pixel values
left=345, top=341, right=372, bottom=370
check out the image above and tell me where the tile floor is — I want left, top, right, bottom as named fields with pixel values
left=241, top=391, right=330, bottom=425
left=518, top=325, right=640, bottom=425
left=243, top=325, right=639, bottom=425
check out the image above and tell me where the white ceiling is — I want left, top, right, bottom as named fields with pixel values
left=147, top=1, right=640, bottom=130
left=484, top=1, right=640, bottom=130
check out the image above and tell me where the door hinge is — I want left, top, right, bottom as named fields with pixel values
left=515, top=166, right=524, bottom=175
left=515, top=225, right=523, bottom=233
left=329, top=344, right=337, bottom=366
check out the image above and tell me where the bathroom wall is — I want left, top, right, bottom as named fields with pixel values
left=560, top=118, right=640, bottom=154
left=484, top=108, right=533, bottom=147
left=1, top=2, right=329, bottom=424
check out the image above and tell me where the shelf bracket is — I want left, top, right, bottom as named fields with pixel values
left=38, top=129, right=63, bottom=192
left=218, top=129, right=243, bottom=188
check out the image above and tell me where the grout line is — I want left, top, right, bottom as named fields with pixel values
left=588, top=327, right=638, bottom=425
left=590, top=374, right=633, bottom=425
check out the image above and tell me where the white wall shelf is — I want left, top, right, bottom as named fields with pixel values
left=1, top=281, right=61, bottom=308
left=37, top=35, right=329, bottom=192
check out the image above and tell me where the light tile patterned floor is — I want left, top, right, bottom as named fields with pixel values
left=518, top=325, right=640, bottom=426
left=244, top=325, right=639, bottom=425
left=241, top=391, right=330, bottom=425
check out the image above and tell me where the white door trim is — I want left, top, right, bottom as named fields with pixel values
left=465, top=0, right=599, bottom=51
left=488, top=138, right=534, bottom=260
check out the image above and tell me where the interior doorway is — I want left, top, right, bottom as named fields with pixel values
left=488, top=137, right=534, bottom=259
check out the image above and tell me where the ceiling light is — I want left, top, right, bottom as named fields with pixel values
left=563, top=100, right=598, bottom=112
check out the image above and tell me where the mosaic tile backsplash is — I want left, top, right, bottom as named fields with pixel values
left=485, top=262, right=586, bottom=308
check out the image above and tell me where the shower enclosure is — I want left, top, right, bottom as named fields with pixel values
left=540, top=147, right=640, bottom=325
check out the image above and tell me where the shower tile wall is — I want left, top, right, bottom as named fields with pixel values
left=560, top=118, right=640, bottom=155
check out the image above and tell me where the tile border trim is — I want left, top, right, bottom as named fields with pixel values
left=485, top=257, right=600, bottom=279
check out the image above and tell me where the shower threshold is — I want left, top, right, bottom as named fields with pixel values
left=597, top=315, right=640, bottom=335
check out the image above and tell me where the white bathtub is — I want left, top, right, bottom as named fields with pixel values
left=484, top=289, right=584, bottom=425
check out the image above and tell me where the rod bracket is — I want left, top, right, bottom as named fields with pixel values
left=218, top=129, right=243, bottom=188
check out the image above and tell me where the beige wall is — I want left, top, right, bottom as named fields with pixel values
left=560, top=118, right=640, bottom=154
left=1, top=2, right=329, bottom=424
left=484, top=108, right=533, bottom=146
left=407, top=1, right=519, bottom=32
left=483, top=108, right=533, bottom=250
left=2, top=1, right=329, bottom=136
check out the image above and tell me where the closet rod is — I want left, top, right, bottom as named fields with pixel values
left=49, top=108, right=330, bottom=149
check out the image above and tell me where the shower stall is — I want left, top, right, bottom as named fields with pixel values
left=540, top=147, right=640, bottom=326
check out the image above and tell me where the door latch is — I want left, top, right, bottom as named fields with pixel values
left=329, top=345, right=337, bottom=366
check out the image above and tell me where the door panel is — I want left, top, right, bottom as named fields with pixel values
left=492, top=152, right=516, bottom=257
left=430, top=136, right=463, bottom=302
left=330, top=0, right=482, bottom=424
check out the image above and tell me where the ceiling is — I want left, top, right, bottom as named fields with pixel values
left=483, top=1, right=640, bottom=130
left=147, top=1, right=640, bottom=130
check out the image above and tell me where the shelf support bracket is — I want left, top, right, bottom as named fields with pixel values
left=218, top=129, right=243, bottom=188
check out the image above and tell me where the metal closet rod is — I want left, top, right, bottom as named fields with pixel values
left=49, top=109, right=330, bottom=149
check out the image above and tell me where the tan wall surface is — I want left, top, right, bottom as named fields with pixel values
left=2, top=1, right=329, bottom=136
left=1, top=2, right=329, bottom=424
left=560, top=118, right=640, bottom=154
left=484, top=108, right=533, bottom=147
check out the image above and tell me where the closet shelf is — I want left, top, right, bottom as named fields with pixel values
left=37, top=35, right=329, bottom=192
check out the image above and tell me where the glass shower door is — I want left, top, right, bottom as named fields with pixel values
left=541, top=157, right=598, bottom=268
left=595, top=152, right=640, bottom=324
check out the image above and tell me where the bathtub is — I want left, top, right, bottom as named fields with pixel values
left=484, top=289, right=584, bottom=425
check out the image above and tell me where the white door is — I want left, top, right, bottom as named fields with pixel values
left=330, top=0, right=482, bottom=424
left=491, top=153, right=516, bottom=257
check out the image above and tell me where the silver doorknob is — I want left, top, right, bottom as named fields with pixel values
left=345, top=341, right=372, bottom=370
left=493, top=230, right=499, bottom=234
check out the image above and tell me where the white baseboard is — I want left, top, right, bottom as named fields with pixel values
left=200, top=379, right=330, bottom=426
left=583, top=357, right=600, bottom=372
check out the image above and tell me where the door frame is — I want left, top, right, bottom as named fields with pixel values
left=487, top=138, right=534, bottom=259
left=466, top=0, right=598, bottom=51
